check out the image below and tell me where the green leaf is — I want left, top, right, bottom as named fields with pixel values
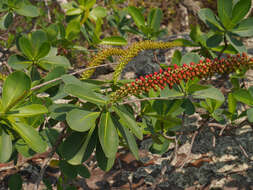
left=232, top=0, right=251, bottom=25
left=233, top=89, right=253, bottom=106
left=0, top=127, right=12, bottom=163
left=65, top=128, right=96, bottom=165
left=36, top=42, right=50, bottom=59
left=99, top=36, right=127, bottom=46
left=198, top=8, right=224, bottom=31
left=66, top=109, right=100, bottom=132
left=65, top=19, right=81, bottom=41
left=49, top=104, right=77, bottom=121
left=190, top=25, right=202, bottom=42
left=217, top=0, right=232, bottom=28
left=226, top=33, right=247, bottom=53
left=66, top=8, right=83, bottom=16
left=247, top=108, right=253, bottom=122
left=148, top=8, right=162, bottom=31
left=64, top=84, right=107, bottom=106
left=8, top=174, right=23, bottom=190
left=15, top=138, right=35, bottom=158
left=76, top=164, right=90, bottom=178
left=128, top=6, right=145, bottom=29
left=18, top=36, right=34, bottom=59
left=112, top=115, right=139, bottom=160
left=96, top=141, right=115, bottom=171
left=31, top=30, right=48, bottom=53
left=193, top=87, right=225, bottom=102
left=160, top=87, right=184, bottom=98
left=2, top=71, right=31, bottom=112
left=171, top=50, right=182, bottom=65
left=89, top=6, right=107, bottom=21
left=7, top=55, right=32, bottom=70
left=39, top=55, right=70, bottom=70
left=59, top=160, right=77, bottom=179
left=149, top=135, right=171, bottom=155
left=98, top=112, right=119, bottom=158
left=228, top=93, right=237, bottom=115
left=206, top=34, right=223, bottom=47
left=181, top=98, right=195, bottom=115
left=6, top=104, right=48, bottom=117
left=180, top=52, right=201, bottom=66
left=113, top=105, right=143, bottom=140
left=15, top=4, right=39, bottom=17
left=0, top=12, right=13, bottom=30
left=11, top=119, right=47, bottom=153
left=231, top=18, right=253, bottom=37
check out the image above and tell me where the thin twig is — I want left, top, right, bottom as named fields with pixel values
left=33, top=124, right=68, bottom=190
left=31, top=63, right=118, bottom=91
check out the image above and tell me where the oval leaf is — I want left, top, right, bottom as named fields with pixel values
left=2, top=71, right=31, bottom=112
left=15, top=4, right=39, bottom=17
left=7, top=104, right=48, bottom=117
left=99, top=36, right=127, bottom=46
left=66, top=109, right=100, bottom=132
left=233, top=89, right=253, bottom=106
left=11, top=119, right=47, bottom=153
left=0, top=127, right=12, bottom=163
left=7, top=55, right=32, bottom=70
left=98, top=112, right=119, bottom=158
left=232, top=0, right=251, bottom=25
left=64, top=84, right=106, bottom=106
left=192, top=87, right=225, bottom=102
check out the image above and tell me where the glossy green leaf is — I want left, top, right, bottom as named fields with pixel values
left=193, top=87, right=225, bottom=102
left=8, top=174, right=22, bottom=190
left=96, top=141, right=115, bottom=171
left=89, top=6, right=107, bottom=21
left=15, top=4, right=39, bottom=17
left=228, top=93, right=237, bottom=114
left=65, top=19, right=81, bottom=41
left=76, top=164, right=90, bottom=178
left=39, top=55, right=70, bottom=70
left=247, top=108, right=253, bottom=122
left=99, top=36, right=127, bottom=46
left=232, top=0, right=251, bottom=25
left=67, top=127, right=96, bottom=165
left=0, top=127, right=12, bottom=162
left=233, top=89, right=253, bottom=106
left=113, top=105, right=143, bottom=140
left=217, top=0, right=232, bottom=28
left=231, top=18, right=253, bottom=37
left=64, top=84, right=107, bottom=106
left=66, top=8, right=83, bottom=16
left=11, top=119, right=47, bottom=153
left=112, top=115, right=139, bottom=160
left=198, top=8, right=224, bottom=31
left=0, top=12, right=13, bottom=30
left=171, top=50, right=182, bottom=65
left=6, top=104, right=48, bottom=117
left=2, top=71, right=31, bottom=112
left=15, top=138, right=35, bottom=158
left=59, top=160, right=77, bottom=179
left=128, top=6, right=145, bottom=29
left=180, top=52, right=201, bottom=66
left=7, top=55, right=32, bottom=70
left=226, top=33, right=247, bottom=53
left=148, top=8, right=162, bottom=31
left=36, top=42, right=50, bottom=59
left=66, top=109, right=100, bottom=132
left=206, top=34, right=223, bottom=47
left=18, top=36, right=34, bottom=59
left=98, top=112, right=119, bottom=158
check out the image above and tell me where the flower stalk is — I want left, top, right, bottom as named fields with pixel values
left=110, top=53, right=253, bottom=102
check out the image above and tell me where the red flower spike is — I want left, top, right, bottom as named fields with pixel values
left=159, top=68, right=163, bottom=73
